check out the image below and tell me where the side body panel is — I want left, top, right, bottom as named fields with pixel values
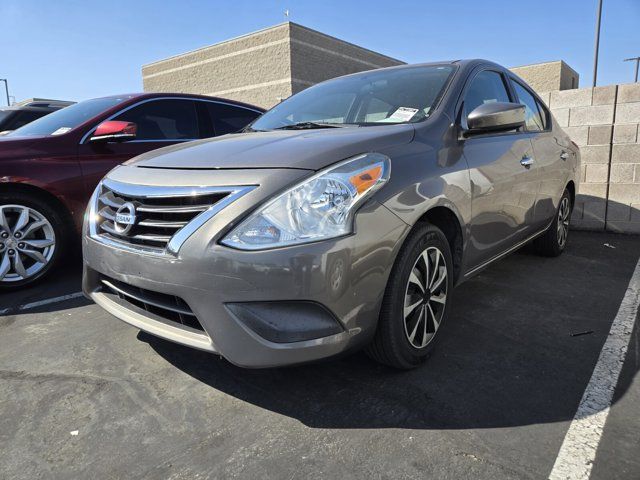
left=462, top=134, right=538, bottom=268
left=0, top=136, right=84, bottom=230
left=377, top=116, right=473, bottom=276
left=529, top=119, right=579, bottom=228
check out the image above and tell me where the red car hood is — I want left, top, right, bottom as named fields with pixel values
left=0, top=136, right=62, bottom=160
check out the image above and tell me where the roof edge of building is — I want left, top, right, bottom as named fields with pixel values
left=288, top=22, right=405, bottom=64
left=509, top=60, right=567, bottom=70
left=142, top=22, right=291, bottom=69
left=142, top=21, right=405, bottom=70
left=558, top=60, right=579, bottom=77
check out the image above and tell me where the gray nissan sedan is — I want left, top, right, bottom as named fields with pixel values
left=83, top=59, right=580, bottom=369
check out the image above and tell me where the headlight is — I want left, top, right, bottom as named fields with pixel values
left=221, top=152, right=391, bottom=250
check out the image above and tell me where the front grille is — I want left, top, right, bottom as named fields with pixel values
left=100, top=275, right=205, bottom=332
left=95, top=184, right=229, bottom=251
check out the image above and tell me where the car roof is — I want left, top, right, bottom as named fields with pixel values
left=303, top=59, right=506, bottom=88
left=89, top=92, right=265, bottom=112
left=378, top=59, right=505, bottom=73
left=0, top=105, right=66, bottom=113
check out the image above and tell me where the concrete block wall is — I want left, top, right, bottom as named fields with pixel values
left=539, top=83, right=640, bottom=234
left=610, top=83, right=640, bottom=234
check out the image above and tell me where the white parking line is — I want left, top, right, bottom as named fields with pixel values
left=549, top=258, right=640, bottom=480
left=0, top=291, right=85, bottom=315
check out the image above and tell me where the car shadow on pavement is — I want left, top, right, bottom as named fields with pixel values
left=142, top=231, right=640, bottom=430
left=0, top=250, right=83, bottom=315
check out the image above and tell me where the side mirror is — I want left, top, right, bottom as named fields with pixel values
left=466, top=102, right=525, bottom=134
left=90, top=120, right=137, bottom=143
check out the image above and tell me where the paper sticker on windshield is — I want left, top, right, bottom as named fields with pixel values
left=51, top=127, right=72, bottom=136
left=387, top=107, right=419, bottom=122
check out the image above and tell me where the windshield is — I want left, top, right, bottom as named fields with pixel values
left=251, top=65, right=455, bottom=131
left=6, top=96, right=131, bottom=137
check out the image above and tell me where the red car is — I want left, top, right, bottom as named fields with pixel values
left=0, top=93, right=264, bottom=288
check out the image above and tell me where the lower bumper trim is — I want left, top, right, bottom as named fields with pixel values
left=90, top=289, right=217, bottom=353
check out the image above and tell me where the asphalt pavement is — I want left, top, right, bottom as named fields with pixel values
left=0, top=231, right=639, bottom=479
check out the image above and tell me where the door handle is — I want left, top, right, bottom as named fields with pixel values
left=520, top=156, right=535, bottom=168
left=560, top=151, right=569, bottom=160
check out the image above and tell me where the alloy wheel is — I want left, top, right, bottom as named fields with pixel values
left=557, top=197, right=570, bottom=248
left=403, top=246, right=448, bottom=349
left=0, top=205, right=56, bottom=283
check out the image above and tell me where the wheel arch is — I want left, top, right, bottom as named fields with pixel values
left=0, top=182, right=76, bottom=232
left=414, top=205, right=464, bottom=283
left=565, top=180, right=576, bottom=208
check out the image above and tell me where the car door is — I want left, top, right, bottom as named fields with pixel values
left=77, top=98, right=200, bottom=195
left=202, top=101, right=262, bottom=135
left=460, top=68, right=540, bottom=269
left=509, top=77, right=567, bottom=229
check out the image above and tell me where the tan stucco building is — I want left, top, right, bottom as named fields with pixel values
left=510, top=60, right=579, bottom=92
left=142, top=22, right=405, bottom=109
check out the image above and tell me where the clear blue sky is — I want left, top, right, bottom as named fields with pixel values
left=1, top=0, right=639, bottom=104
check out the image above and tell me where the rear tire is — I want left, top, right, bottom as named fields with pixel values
left=367, top=223, right=454, bottom=369
left=0, top=192, right=70, bottom=290
left=534, top=188, right=572, bottom=257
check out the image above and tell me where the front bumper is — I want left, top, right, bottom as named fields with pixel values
left=83, top=168, right=409, bottom=368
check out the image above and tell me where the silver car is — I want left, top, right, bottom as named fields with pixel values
left=83, top=60, right=579, bottom=369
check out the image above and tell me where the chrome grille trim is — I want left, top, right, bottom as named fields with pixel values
left=88, top=178, right=256, bottom=256
left=136, top=204, right=211, bottom=213
left=98, top=221, right=172, bottom=244
left=137, top=219, right=188, bottom=228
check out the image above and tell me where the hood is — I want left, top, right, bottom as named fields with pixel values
left=0, top=136, right=56, bottom=160
left=128, top=124, right=415, bottom=171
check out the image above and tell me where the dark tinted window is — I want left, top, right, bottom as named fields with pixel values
left=115, top=99, right=198, bottom=140
left=7, top=110, right=48, bottom=130
left=0, top=110, right=15, bottom=130
left=7, top=96, right=129, bottom=137
left=512, top=80, right=545, bottom=131
left=206, top=103, right=260, bottom=135
left=464, top=70, right=511, bottom=116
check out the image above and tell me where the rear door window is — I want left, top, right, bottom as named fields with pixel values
left=511, top=80, right=545, bottom=132
left=535, top=98, right=549, bottom=130
left=114, top=99, right=199, bottom=140
left=205, top=103, right=261, bottom=135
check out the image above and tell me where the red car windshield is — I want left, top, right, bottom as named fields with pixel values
left=6, top=96, right=131, bottom=137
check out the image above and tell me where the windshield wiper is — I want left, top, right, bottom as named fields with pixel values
left=240, top=126, right=267, bottom=133
left=272, top=122, right=355, bottom=130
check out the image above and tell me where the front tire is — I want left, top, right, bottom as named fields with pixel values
left=534, top=188, right=572, bottom=257
left=367, top=223, right=454, bottom=369
left=0, top=192, right=69, bottom=290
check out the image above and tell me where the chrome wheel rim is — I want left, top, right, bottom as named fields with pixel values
left=0, top=205, right=56, bottom=283
left=557, top=197, right=570, bottom=248
left=403, top=246, right=448, bottom=349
